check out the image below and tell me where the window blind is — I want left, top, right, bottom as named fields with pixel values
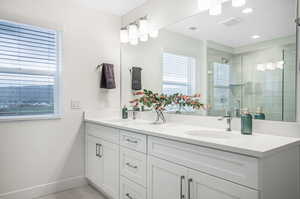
left=162, top=52, right=196, bottom=96
left=0, top=20, right=59, bottom=117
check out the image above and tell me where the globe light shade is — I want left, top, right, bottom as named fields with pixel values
left=232, top=0, right=246, bottom=7
left=139, top=18, right=149, bottom=35
left=128, top=24, right=139, bottom=41
left=120, top=28, right=129, bottom=43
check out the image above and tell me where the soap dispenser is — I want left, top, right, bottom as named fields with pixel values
left=241, top=108, right=252, bottom=135
left=122, top=105, right=128, bottom=119
left=254, top=107, right=266, bottom=120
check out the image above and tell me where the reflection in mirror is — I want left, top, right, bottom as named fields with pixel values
left=121, top=0, right=297, bottom=122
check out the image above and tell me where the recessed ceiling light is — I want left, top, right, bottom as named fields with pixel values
left=242, top=8, right=253, bottom=14
left=252, top=35, right=260, bottom=39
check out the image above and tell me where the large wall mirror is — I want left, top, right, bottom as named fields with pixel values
left=121, top=0, right=298, bottom=122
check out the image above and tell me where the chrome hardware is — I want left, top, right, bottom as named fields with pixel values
left=295, top=17, right=300, bottom=26
left=180, top=176, right=185, bottom=199
left=188, top=178, right=193, bottom=199
left=96, top=143, right=102, bottom=158
left=218, top=110, right=233, bottom=132
left=126, top=193, right=133, bottom=199
left=126, top=138, right=138, bottom=144
left=126, top=162, right=138, bottom=169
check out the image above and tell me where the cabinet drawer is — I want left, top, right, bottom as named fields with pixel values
left=148, top=136, right=259, bottom=189
left=120, top=176, right=147, bottom=199
left=120, top=130, right=147, bottom=153
left=120, top=147, right=147, bottom=187
left=86, top=123, right=119, bottom=144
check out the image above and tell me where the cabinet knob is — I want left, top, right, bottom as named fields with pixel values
left=126, top=193, right=134, bottom=199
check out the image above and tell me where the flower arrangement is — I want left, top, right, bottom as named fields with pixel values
left=130, top=89, right=205, bottom=123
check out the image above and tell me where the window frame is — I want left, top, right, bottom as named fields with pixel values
left=161, top=52, right=196, bottom=96
left=0, top=20, right=63, bottom=122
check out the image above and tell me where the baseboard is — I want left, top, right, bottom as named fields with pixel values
left=0, top=176, right=87, bottom=199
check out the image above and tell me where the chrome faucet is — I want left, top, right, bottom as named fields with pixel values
left=218, top=111, right=233, bottom=131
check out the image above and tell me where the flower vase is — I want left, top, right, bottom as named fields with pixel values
left=154, top=109, right=166, bottom=124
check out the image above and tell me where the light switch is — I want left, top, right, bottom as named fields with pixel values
left=71, top=100, right=81, bottom=109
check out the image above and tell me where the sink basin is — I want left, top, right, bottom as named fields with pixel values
left=185, top=130, right=237, bottom=139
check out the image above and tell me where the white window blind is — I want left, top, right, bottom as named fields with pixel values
left=162, top=52, right=196, bottom=96
left=0, top=20, right=60, bottom=117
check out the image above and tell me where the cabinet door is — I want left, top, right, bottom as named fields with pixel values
left=101, top=139, right=120, bottom=199
left=148, top=156, right=187, bottom=199
left=187, top=169, right=259, bottom=199
left=86, top=136, right=103, bottom=187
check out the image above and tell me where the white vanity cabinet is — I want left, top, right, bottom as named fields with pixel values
left=85, top=121, right=300, bottom=199
left=86, top=123, right=120, bottom=199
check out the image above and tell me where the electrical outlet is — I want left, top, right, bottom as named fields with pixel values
left=71, top=100, right=81, bottom=109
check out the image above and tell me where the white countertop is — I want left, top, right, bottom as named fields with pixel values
left=85, top=117, right=300, bottom=158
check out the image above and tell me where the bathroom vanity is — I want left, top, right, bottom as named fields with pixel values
left=85, top=117, right=300, bottom=199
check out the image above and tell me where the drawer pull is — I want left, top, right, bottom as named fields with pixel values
left=96, top=143, right=102, bottom=158
left=180, top=176, right=185, bottom=199
left=188, top=178, right=193, bottom=199
left=126, top=162, right=138, bottom=169
left=126, top=193, right=134, bottom=199
left=126, top=138, right=138, bottom=144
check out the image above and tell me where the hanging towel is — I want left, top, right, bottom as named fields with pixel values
left=100, top=63, right=116, bottom=89
left=131, top=67, right=142, bottom=90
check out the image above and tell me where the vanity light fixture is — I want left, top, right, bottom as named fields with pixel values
left=242, top=7, right=253, bottom=14
left=120, top=16, right=159, bottom=45
left=232, top=0, right=246, bottom=7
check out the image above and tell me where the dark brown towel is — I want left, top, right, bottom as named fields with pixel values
left=131, top=67, right=142, bottom=90
left=100, top=63, right=116, bottom=89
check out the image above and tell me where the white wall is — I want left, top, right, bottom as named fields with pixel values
left=121, top=30, right=206, bottom=106
left=0, top=0, right=120, bottom=196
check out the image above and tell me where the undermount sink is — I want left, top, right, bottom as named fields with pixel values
left=185, top=130, right=238, bottom=139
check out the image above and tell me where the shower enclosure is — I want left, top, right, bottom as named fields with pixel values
left=207, top=43, right=297, bottom=122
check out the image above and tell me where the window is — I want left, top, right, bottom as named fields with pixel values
left=0, top=20, right=61, bottom=118
left=162, top=52, right=196, bottom=96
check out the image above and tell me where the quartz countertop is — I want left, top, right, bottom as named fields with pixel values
left=85, top=116, right=300, bottom=158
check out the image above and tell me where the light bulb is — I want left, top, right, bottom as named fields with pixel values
left=209, top=0, right=222, bottom=16
left=232, top=0, right=246, bottom=7
left=120, top=27, right=129, bottom=43
left=128, top=23, right=138, bottom=41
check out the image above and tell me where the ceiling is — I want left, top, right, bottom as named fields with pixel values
left=73, top=0, right=147, bottom=16
left=166, top=0, right=296, bottom=48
